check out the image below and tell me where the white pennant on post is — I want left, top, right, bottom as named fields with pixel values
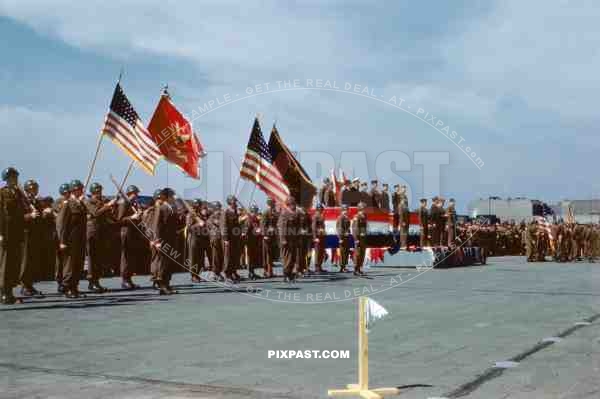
left=365, top=297, right=388, bottom=333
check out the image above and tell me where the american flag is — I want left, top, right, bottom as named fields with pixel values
left=101, top=83, right=162, bottom=175
left=240, top=118, right=290, bottom=204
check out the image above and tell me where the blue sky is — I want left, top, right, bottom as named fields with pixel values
left=0, top=0, right=598, bottom=210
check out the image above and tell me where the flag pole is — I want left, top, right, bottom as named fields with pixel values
left=118, top=161, right=136, bottom=193
left=84, top=71, right=124, bottom=193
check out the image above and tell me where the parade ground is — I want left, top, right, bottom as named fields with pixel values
left=1, top=256, right=599, bottom=399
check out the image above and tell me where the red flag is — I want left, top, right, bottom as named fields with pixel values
left=148, top=94, right=204, bottom=179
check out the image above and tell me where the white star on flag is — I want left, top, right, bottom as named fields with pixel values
left=365, top=297, right=388, bottom=333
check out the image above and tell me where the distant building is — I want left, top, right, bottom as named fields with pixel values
left=550, top=200, right=600, bottom=224
left=467, top=197, right=552, bottom=223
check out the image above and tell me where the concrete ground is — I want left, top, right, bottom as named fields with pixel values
left=1, top=256, right=599, bottom=399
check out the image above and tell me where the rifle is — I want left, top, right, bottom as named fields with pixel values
left=109, top=175, right=140, bottom=218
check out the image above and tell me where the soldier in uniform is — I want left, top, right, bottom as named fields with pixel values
left=380, top=183, right=390, bottom=212
left=319, top=178, right=336, bottom=207
left=359, top=181, right=370, bottom=206
left=418, top=198, right=429, bottom=247
left=392, top=185, right=409, bottom=249
left=150, top=188, right=178, bottom=295
left=208, top=201, right=224, bottom=281
left=39, top=196, right=56, bottom=281
left=430, top=196, right=442, bottom=247
left=297, top=206, right=312, bottom=276
left=20, top=179, right=45, bottom=296
left=57, top=180, right=88, bottom=298
left=186, top=199, right=211, bottom=282
left=369, top=180, right=381, bottom=208
left=116, top=185, right=143, bottom=289
left=351, top=202, right=368, bottom=276
left=143, top=189, right=162, bottom=288
left=244, top=204, right=262, bottom=280
left=221, top=195, right=242, bottom=282
left=53, top=183, right=71, bottom=293
left=278, top=196, right=299, bottom=282
left=85, top=183, right=116, bottom=293
left=336, top=204, right=351, bottom=272
left=1, top=167, right=34, bottom=304
left=261, top=198, right=278, bottom=278
left=312, top=203, right=327, bottom=273
left=446, top=198, right=457, bottom=247
left=526, top=220, right=539, bottom=262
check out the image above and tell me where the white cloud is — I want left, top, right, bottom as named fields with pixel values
left=443, top=0, right=600, bottom=119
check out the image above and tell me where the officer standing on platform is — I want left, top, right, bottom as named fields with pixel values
left=336, top=204, right=351, bottom=272
left=312, top=203, right=327, bottom=273
left=221, top=195, right=242, bottom=282
left=278, top=196, right=299, bottom=282
left=85, top=183, right=115, bottom=293
left=57, top=180, right=88, bottom=298
left=430, top=196, right=442, bottom=247
left=117, top=185, right=143, bottom=289
left=446, top=198, right=457, bottom=247
left=261, top=198, right=278, bottom=278
left=380, top=183, right=390, bottom=212
left=369, top=180, right=381, bottom=208
left=351, top=201, right=368, bottom=276
left=418, top=198, right=430, bottom=247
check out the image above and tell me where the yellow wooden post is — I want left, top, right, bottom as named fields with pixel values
left=358, top=296, right=368, bottom=390
left=327, top=297, right=401, bottom=399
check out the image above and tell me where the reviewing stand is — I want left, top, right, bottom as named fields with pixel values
left=327, top=297, right=401, bottom=399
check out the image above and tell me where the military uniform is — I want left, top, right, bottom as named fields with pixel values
left=244, top=210, right=261, bottom=278
left=221, top=204, right=242, bottom=280
left=446, top=202, right=457, bottom=247
left=260, top=206, right=279, bottom=278
left=186, top=208, right=211, bottom=279
left=296, top=208, right=312, bottom=275
left=20, top=191, right=44, bottom=293
left=418, top=202, right=429, bottom=247
left=312, top=208, right=327, bottom=272
left=351, top=210, right=368, bottom=274
left=57, top=196, right=88, bottom=296
left=336, top=211, right=351, bottom=271
left=53, top=196, right=69, bottom=287
left=117, top=195, right=145, bottom=287
left=85, top=195, right=114, bottom=290
left=278, top=203, right=299, bottom=279
left=151, top=198, right=178, bottom=291
left=208, top=207, right=224, bottom=277
left=0, top=184, right=28, bottom=303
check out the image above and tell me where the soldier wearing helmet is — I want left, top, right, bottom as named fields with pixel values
left=243, top=203, right=262, bottom=280
left=19, top=179, right=46, bottom=297
left=336, top=204, right=351, bottom=272
left=311, top=203, right=327, bottom=273
left=351, top=202, right=368, bottom=276
left=278, top=196, right=299, bottom=282
left=53, top=183, right=71, bottom=293
left=186, top=199, right=211, bottom=283
left=0, top=167, right=37, bottom=304
left=84, top=182, right=116, bottom=293
left=208, top=201, right=224, bottom=280
left=56, top=179, right=88, bottom=298
left=297, top=205, right=312, bottom=276
left=116, top=184, right=143, bottom=290
left=260, top=197, right=279, bottom=278
left=150, top=188, right=178, bottom=295
left=221, top=195, right=242, bottom=282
